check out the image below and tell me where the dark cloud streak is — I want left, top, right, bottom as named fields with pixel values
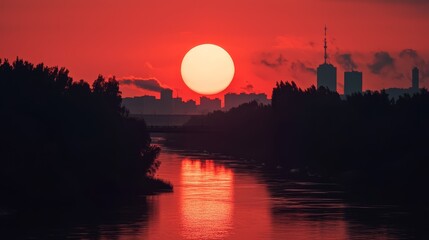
left=260, top=54, right=287, bottom=68
left=119, top=78, right=168, bottom=92
left=336, top=53, right=358, bottom=71
left=399, top=48, right=429, bottom=81
left=291, top=61, right=316, bottom=75
left=368, top=51, right=395, bottom=74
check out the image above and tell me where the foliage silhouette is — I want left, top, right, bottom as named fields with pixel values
left=0, top=58, right=171, bottom=207
left=169, top=81, right=429, bottom=204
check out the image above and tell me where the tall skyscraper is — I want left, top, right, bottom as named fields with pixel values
left=344, top=71, right=363, bottom=95
left=317, top=26, right=337, bottom=92
left=412, top=67, right=419, bottom=91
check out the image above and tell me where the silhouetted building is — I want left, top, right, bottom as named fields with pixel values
left=199, top=96, right=221, bottom=114
left=317, top=64, right=337, bottom=91
left=412, top=67, right=419, bottom=91
left=160, top=88, right=173, bottom=114
left=122, top=96, right=158, bottom=114
left=317, top=26, right=337, bottom=92
left=344, top=71, right=363, bottom=95
left=224, top=93, right=269, bottom=110
left=173, top=97, right=196, bottom=114
left=161, top=88, right=173, bottom=100
left=385, top=67, right=421, bottom=99
left=172, top=97, right=183, bottom=112
left=184, top=99, right=197, bottom=113
left=123, top=90, right=270, bottom=114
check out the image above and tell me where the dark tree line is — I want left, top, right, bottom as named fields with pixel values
left=170, top=81, right=429, bottom=204
left=182, top=100, right=273, bottom=161
left=0, top=58, right=170, bottom=207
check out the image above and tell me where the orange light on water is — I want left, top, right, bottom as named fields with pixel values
left=180, top=159, right=234, bottom=240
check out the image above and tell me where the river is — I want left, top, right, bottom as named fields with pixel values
left=1, top=137, right=427, bottom=239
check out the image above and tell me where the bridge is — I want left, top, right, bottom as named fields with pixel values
left=146, top=125, right=218, bottom=133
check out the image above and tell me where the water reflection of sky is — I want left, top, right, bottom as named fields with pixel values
left=180, top=159, right=233, bottom=240
left=1, top=140, right=425, bottom=239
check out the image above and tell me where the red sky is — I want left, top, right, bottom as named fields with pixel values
left=2, top=0, right=429, bottom=103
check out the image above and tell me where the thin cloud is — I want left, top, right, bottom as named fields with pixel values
left=242, top=83, right=254, bottom=92
left=291, top=60, right=316, bottom=75
left=368, top=51, right=395, bottom=74
left=260, top=54, right=287, bottom=69
left=336, top=53, right=358, bottom=71
left=119, top=78, right=168, bottom=92
left=399, top=48, right=429, bottom=82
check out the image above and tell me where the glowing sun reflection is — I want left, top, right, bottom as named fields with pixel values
left=180, top=159, right=234, bottom=240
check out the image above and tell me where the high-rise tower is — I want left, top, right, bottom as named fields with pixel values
left=344, top=71, right=363, bottom=95
left=317, top=26, right=337, bottom=92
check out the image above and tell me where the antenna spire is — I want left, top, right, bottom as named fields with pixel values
left=324, top=25, right=328, bottom=64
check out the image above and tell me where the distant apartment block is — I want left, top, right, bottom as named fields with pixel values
left=199, top=96, right=221, bottom=114
left=123, top=90, right=270, bottom=115
left=384, top=67, right=421, bottom=99
left=123, top=89, right=222, bottom=115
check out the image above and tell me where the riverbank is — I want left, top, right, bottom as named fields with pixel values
left=160, top=83, right=429, bottom=207
left=1, top=140, right=428, bottom=239
left=160, top=131, right=429, bottom=207
left=0, top=59, right=172, bottom=210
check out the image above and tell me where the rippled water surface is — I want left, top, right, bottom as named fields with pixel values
left=1, top=138, right=427, bottom=239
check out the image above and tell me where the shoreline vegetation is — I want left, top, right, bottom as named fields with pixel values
left=2, top=58, right=427, bottom=208
left=0, top=59, right=171, bottom=209
left=165, top=82, right=429, bottom=206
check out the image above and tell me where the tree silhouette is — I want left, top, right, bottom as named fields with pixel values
left=173, top=81, right=429, bottom=204
left=0, top=58, right=170, bottom=208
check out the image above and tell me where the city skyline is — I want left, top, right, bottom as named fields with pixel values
left=2, top=1, right=429, bottom=239
left=123, top=91, right=270, bottom=115
left=2, top=0, right=429, bottom=103
left=123, top=30, right=422, bottom=115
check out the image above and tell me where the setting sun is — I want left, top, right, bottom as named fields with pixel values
left=2, top=1, right=429, bottom=239
left=181, top=44, right=235, bottom=95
